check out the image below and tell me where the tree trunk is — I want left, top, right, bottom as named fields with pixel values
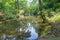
left=39, top=0, right=47, bottom=23
left=15, top=0, right=19, bottom=13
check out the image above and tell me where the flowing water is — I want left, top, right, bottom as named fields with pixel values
left=1, top=22, right=38, bottom=40
left=26, top=22, right=38, bottom=40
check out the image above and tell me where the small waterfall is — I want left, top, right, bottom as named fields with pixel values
left=26, top=22, right=38, bottom=40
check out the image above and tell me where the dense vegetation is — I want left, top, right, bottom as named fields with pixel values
left=0, top=0, right=60, bottom=38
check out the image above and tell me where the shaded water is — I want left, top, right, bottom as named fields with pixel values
left=1, top=22, right=38, bottom=40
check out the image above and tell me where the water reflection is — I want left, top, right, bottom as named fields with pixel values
left=1, top=22, right=38, bottom=40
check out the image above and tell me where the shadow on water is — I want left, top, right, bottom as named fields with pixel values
left=1, top=22, right=38, bottom=40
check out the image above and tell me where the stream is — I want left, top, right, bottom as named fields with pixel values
left=1, top=22, right=38, bottom=40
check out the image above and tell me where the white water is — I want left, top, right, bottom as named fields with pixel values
left=26, top=23, right=38, bottom=40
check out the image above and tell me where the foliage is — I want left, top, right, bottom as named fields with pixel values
left=0, top=0, right=60, bottom=37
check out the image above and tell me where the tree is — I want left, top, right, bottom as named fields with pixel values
left=38, top=0, right=47, bottom=23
